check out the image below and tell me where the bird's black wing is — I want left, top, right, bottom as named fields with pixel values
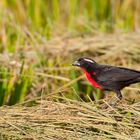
left=97, top=65, right=140, bottom=83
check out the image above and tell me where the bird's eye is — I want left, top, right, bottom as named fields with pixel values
left=78, top=58, right=83, bottom=62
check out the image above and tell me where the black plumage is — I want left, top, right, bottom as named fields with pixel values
left=73, top=57, right=140, bottom=99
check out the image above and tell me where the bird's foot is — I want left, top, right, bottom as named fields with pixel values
left=115, top=90, right=123, bottom=100
left=117, top=94, right=122, bottom=100
left=102, top=96, right=121, bottom=109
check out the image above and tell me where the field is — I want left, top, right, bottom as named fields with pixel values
left=0, top=99, right=140, bottom=139
left=0, top=0, right=140, bottom=140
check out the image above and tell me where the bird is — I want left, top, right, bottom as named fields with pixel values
left=72, top=57, right=140, bottom=99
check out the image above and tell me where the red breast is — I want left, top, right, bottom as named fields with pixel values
left=84, top=71, right=102, bottom=90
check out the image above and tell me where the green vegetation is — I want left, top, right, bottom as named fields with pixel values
left=0, top=1, right=140, bottom=139
left=1, top=0, right=140, bottom=38
left=0, top=0, right=140, bottom=105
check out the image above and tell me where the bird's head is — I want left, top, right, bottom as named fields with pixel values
left=72, top=57, right=97, bottom=71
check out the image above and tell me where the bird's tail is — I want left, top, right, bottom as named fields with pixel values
left=136, top=72, right=140, bottom=82
left=138, top=76, right=140, bottom=82
left=127, top=76, right=140, bottom=85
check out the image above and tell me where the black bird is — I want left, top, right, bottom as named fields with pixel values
left=73, top=57, right=140, bottom=99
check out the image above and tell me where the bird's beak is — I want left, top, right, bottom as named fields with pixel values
left=72, top=61, right=80, bottom=66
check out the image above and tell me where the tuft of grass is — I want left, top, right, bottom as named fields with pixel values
left=0, top=63, right=33, bottom=105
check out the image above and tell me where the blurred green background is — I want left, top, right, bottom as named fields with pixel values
left=1, top=0, right=140, bottom=37
left=0, top=0, right=140, bottom=106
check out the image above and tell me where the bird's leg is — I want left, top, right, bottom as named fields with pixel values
left=102, top=90, right=122, bottom=109
left=115, top=90, right=122, bottom=100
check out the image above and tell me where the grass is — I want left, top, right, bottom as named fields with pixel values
left=1, top=0, right=140, bottom=38
left=0, top=1, right=140, bottom=139
left=0, top=31, right=140, bottom=105
left=0, top=0, right=140, bottom=105
left=0, top=98, right=140, bottom=139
